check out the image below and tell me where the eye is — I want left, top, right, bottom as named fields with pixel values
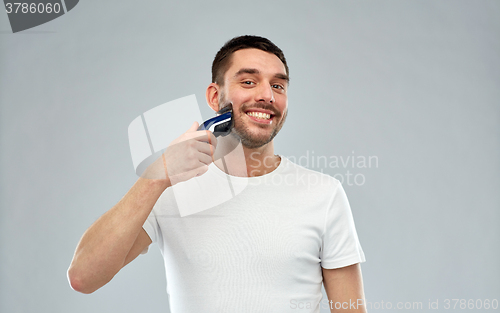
left=242, top=81, right=255, bottom=85
left=272, top=84, right=284, bottom=90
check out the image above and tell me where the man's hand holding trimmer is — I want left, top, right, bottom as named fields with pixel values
left=142, top=121, right=218, bottom=186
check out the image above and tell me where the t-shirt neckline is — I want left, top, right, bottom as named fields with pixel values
left=209, top=154, right=287, bottom=183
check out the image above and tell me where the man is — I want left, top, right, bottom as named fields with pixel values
left=68, top=35, right=367, bottom=313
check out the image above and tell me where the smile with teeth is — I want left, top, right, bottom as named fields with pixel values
left=246, top=111, right=271, bottom=120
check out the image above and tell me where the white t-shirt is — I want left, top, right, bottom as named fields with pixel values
left=142, top=156, right=365, bottom=313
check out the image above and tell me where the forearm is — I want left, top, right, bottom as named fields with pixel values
left=67, top=177, right=169, bottom=293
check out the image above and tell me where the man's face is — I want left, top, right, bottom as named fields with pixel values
left=219, top=48, right=288, bottom=149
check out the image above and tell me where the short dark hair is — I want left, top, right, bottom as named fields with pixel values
left=211, top=35, right=289, bottom=86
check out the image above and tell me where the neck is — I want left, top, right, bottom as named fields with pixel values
left=213, top=135, right=281, bottom=177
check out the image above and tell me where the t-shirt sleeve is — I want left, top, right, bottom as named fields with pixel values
left=141, top=204, right=161, bottom=255
left=320, top=181, right=366, bottom=269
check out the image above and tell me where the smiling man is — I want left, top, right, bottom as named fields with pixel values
left=68, top=35, right=367, bottom=313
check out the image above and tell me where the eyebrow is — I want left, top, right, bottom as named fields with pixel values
left=233, top=68, right=290, bottom=83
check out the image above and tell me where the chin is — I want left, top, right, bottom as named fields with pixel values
left=231, top=128, right=277, bottom=149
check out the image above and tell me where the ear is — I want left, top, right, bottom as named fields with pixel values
left=206, top=83, right=220, bottom=112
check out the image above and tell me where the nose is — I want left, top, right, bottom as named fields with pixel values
left=255, top=83, right=275, bottom=103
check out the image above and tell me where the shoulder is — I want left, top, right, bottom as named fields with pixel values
left=278, top=156, right=342, bottom=191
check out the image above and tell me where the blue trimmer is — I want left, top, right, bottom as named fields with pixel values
left=197, top=106, right=233, bottom=137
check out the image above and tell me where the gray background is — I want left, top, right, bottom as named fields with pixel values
left=1, top=0, right=499, bottom=312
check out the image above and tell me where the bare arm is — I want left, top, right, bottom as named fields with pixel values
left=67, top=122, right=217, bottom=294
left=67, top=178, right=167, bottom=294
left=322, top=263, right=367, bottom=313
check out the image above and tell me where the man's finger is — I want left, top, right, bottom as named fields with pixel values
left=176, top=129, right=213, bottom=143
left=191, top=130, right=217, bottom=146
left=195, top=141, right=216, bottom=158
left=187, top=121, right=199, bottom=132
left=197, top=152, right=214, bottom=165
